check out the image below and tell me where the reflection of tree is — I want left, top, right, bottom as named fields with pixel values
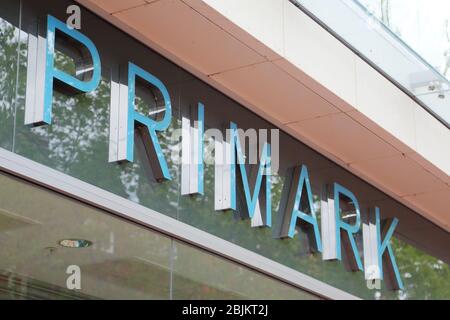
left=0, top=19, right=18, bottom=150
left=389, top=238, right=450, bottom=300
left=8, top=19, right=181, bottom=215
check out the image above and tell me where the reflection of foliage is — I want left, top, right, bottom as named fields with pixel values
left=0, top=13, right=449, bottom=300
left=390, top=238, right=450, bottom=300
left=0, top=19, right=18, bottom=150
left=6, top=18, right=180, bottom=216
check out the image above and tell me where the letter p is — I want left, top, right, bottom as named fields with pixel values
left=25, top=15, right=101, bottom=125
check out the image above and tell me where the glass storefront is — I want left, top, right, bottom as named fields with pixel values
left=0, top=171, right=317, bottom=300
left=0, top=0, right=449, bottom=299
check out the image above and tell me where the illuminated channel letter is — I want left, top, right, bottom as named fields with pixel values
left=215, top=123, right=272, bottom=227
left=25, top=15, right=101, bottom=125
left=181, top=103, right=204, bottom=195
left=363, top=207, right=403, bottom=290
left=321, top=183, right=363, bottom=271
left=109, top=62, right=172, bottom=181
left=278, top=165, right=322, bottom=252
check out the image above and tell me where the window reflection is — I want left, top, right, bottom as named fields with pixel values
left=172, top=241, right=319, bottom=300
left=0, top=171, right=318, bottom=300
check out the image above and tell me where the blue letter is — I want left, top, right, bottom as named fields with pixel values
left=25, top=15, right=101, bottom=125
left=286, top=165, right=322, bottom=251
left=225, top=123, right=272, bottom=227
left=127, top=63, right=171, bottom=177
left=109, top=62, right=172, bottom=181
left=363, top=207, right=403, bottom=290
left=376, top=208, right=403, bottom=289
left=334, top=183, right=363, bottom=271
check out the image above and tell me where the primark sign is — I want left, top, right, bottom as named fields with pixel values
left=24, top=15, right=403, bottom=290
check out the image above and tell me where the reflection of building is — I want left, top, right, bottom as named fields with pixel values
left=0, top=0, right=449, bottom=300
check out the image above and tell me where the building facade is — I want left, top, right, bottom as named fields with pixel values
left=0, top=0, right=449, bottom=299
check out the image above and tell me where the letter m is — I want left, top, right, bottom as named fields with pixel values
left=215, top=122, right=271, bottom=227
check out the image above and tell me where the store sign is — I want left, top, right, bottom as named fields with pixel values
left=24, top=15, right=403, bottom=290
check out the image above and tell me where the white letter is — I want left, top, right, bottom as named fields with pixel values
left=66, top=265, right=81, bottom=290
left=66, top=5, right=81, bottom=30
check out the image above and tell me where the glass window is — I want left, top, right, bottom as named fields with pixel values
left=0, top=171, right=317, bottom=299
left=0, top=0, right=20, bottom=150
left=0, top=171, right=171, bottom=299
left=172, top=240, right=319, bottom=300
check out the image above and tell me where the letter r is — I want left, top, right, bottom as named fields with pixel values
left=109, top=62, right=172, bottom=181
